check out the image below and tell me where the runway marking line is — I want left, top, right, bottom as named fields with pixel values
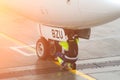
left=10, top=46, right=36, bottom=56
left=0, top=33, right=36, bottom=53
left=10, top=45, right=36, bottom=56
left=0, top=32, right=96, bottom=80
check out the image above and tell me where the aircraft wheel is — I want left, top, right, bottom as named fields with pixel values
left=36, top=37, right=49, bottom=59
left=71, top=63, right=76, bottom=70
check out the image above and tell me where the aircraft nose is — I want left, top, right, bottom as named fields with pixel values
left=105, top=0, right=120, bottom=14
left=79, top=0, right=120, bottom=17
left=79, top=0, right=120, bottom=20
left=108, top=0, right=120, bottom=5
left=78, top=0, right=120, bottom=28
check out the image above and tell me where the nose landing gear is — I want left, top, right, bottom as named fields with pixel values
left=36, top=37, right=78, bottom=70
left=36, top=37, right=49, bottom=59
left=36, top=25, right=82, bottom=70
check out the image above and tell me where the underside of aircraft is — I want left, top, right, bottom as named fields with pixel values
left=0, top=0, right=120, bottom=69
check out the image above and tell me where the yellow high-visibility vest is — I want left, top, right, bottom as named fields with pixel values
left=59, top=39, right=79, bottom=51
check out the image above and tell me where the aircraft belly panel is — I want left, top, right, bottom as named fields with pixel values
left=0, top=0, right=120, bottom=29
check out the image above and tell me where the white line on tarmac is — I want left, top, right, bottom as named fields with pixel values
left=77, top=56, right=120, bottom=74
left=79, top=65, right=120, bottom=74
left=77, top=56, right=120, bottom=64
left=10, top=45, right=36, bottom=56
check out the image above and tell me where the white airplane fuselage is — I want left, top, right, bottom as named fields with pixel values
left=1, top=0, right=120, bottom=29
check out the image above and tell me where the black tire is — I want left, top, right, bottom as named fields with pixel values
left=36, top=37, right=49, bottom=59
left=65, top=39, right=78, bottom=58
left=71, top=63, right=76, bottom=70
